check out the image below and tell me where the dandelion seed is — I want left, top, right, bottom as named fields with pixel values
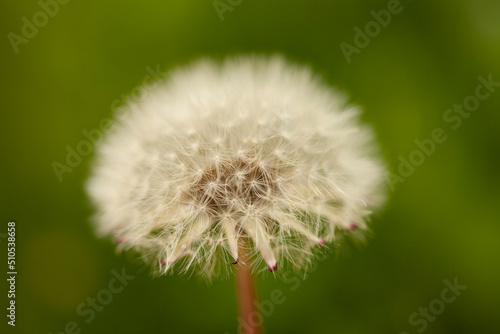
left=86, top=55, right=387, bottom=280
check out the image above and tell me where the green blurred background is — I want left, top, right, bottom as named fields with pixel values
left=1, top=0, right=499, bottom=333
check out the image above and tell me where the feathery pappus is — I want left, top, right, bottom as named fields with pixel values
left=86, top=56, right=387, bottom=279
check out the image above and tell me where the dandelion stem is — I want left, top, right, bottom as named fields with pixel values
left=236, top=257, right=263, bottom=334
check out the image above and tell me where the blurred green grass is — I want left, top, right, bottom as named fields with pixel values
left=1, top=1, right=499, bottom=333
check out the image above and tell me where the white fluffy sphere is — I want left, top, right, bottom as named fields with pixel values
left=86, top=56, right=387, bottom=278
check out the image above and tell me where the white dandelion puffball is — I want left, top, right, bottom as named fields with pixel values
left=86, top=56, right=387, bottom=279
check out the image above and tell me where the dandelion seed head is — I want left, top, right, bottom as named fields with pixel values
left=86, top=56, right=387, bottom=279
